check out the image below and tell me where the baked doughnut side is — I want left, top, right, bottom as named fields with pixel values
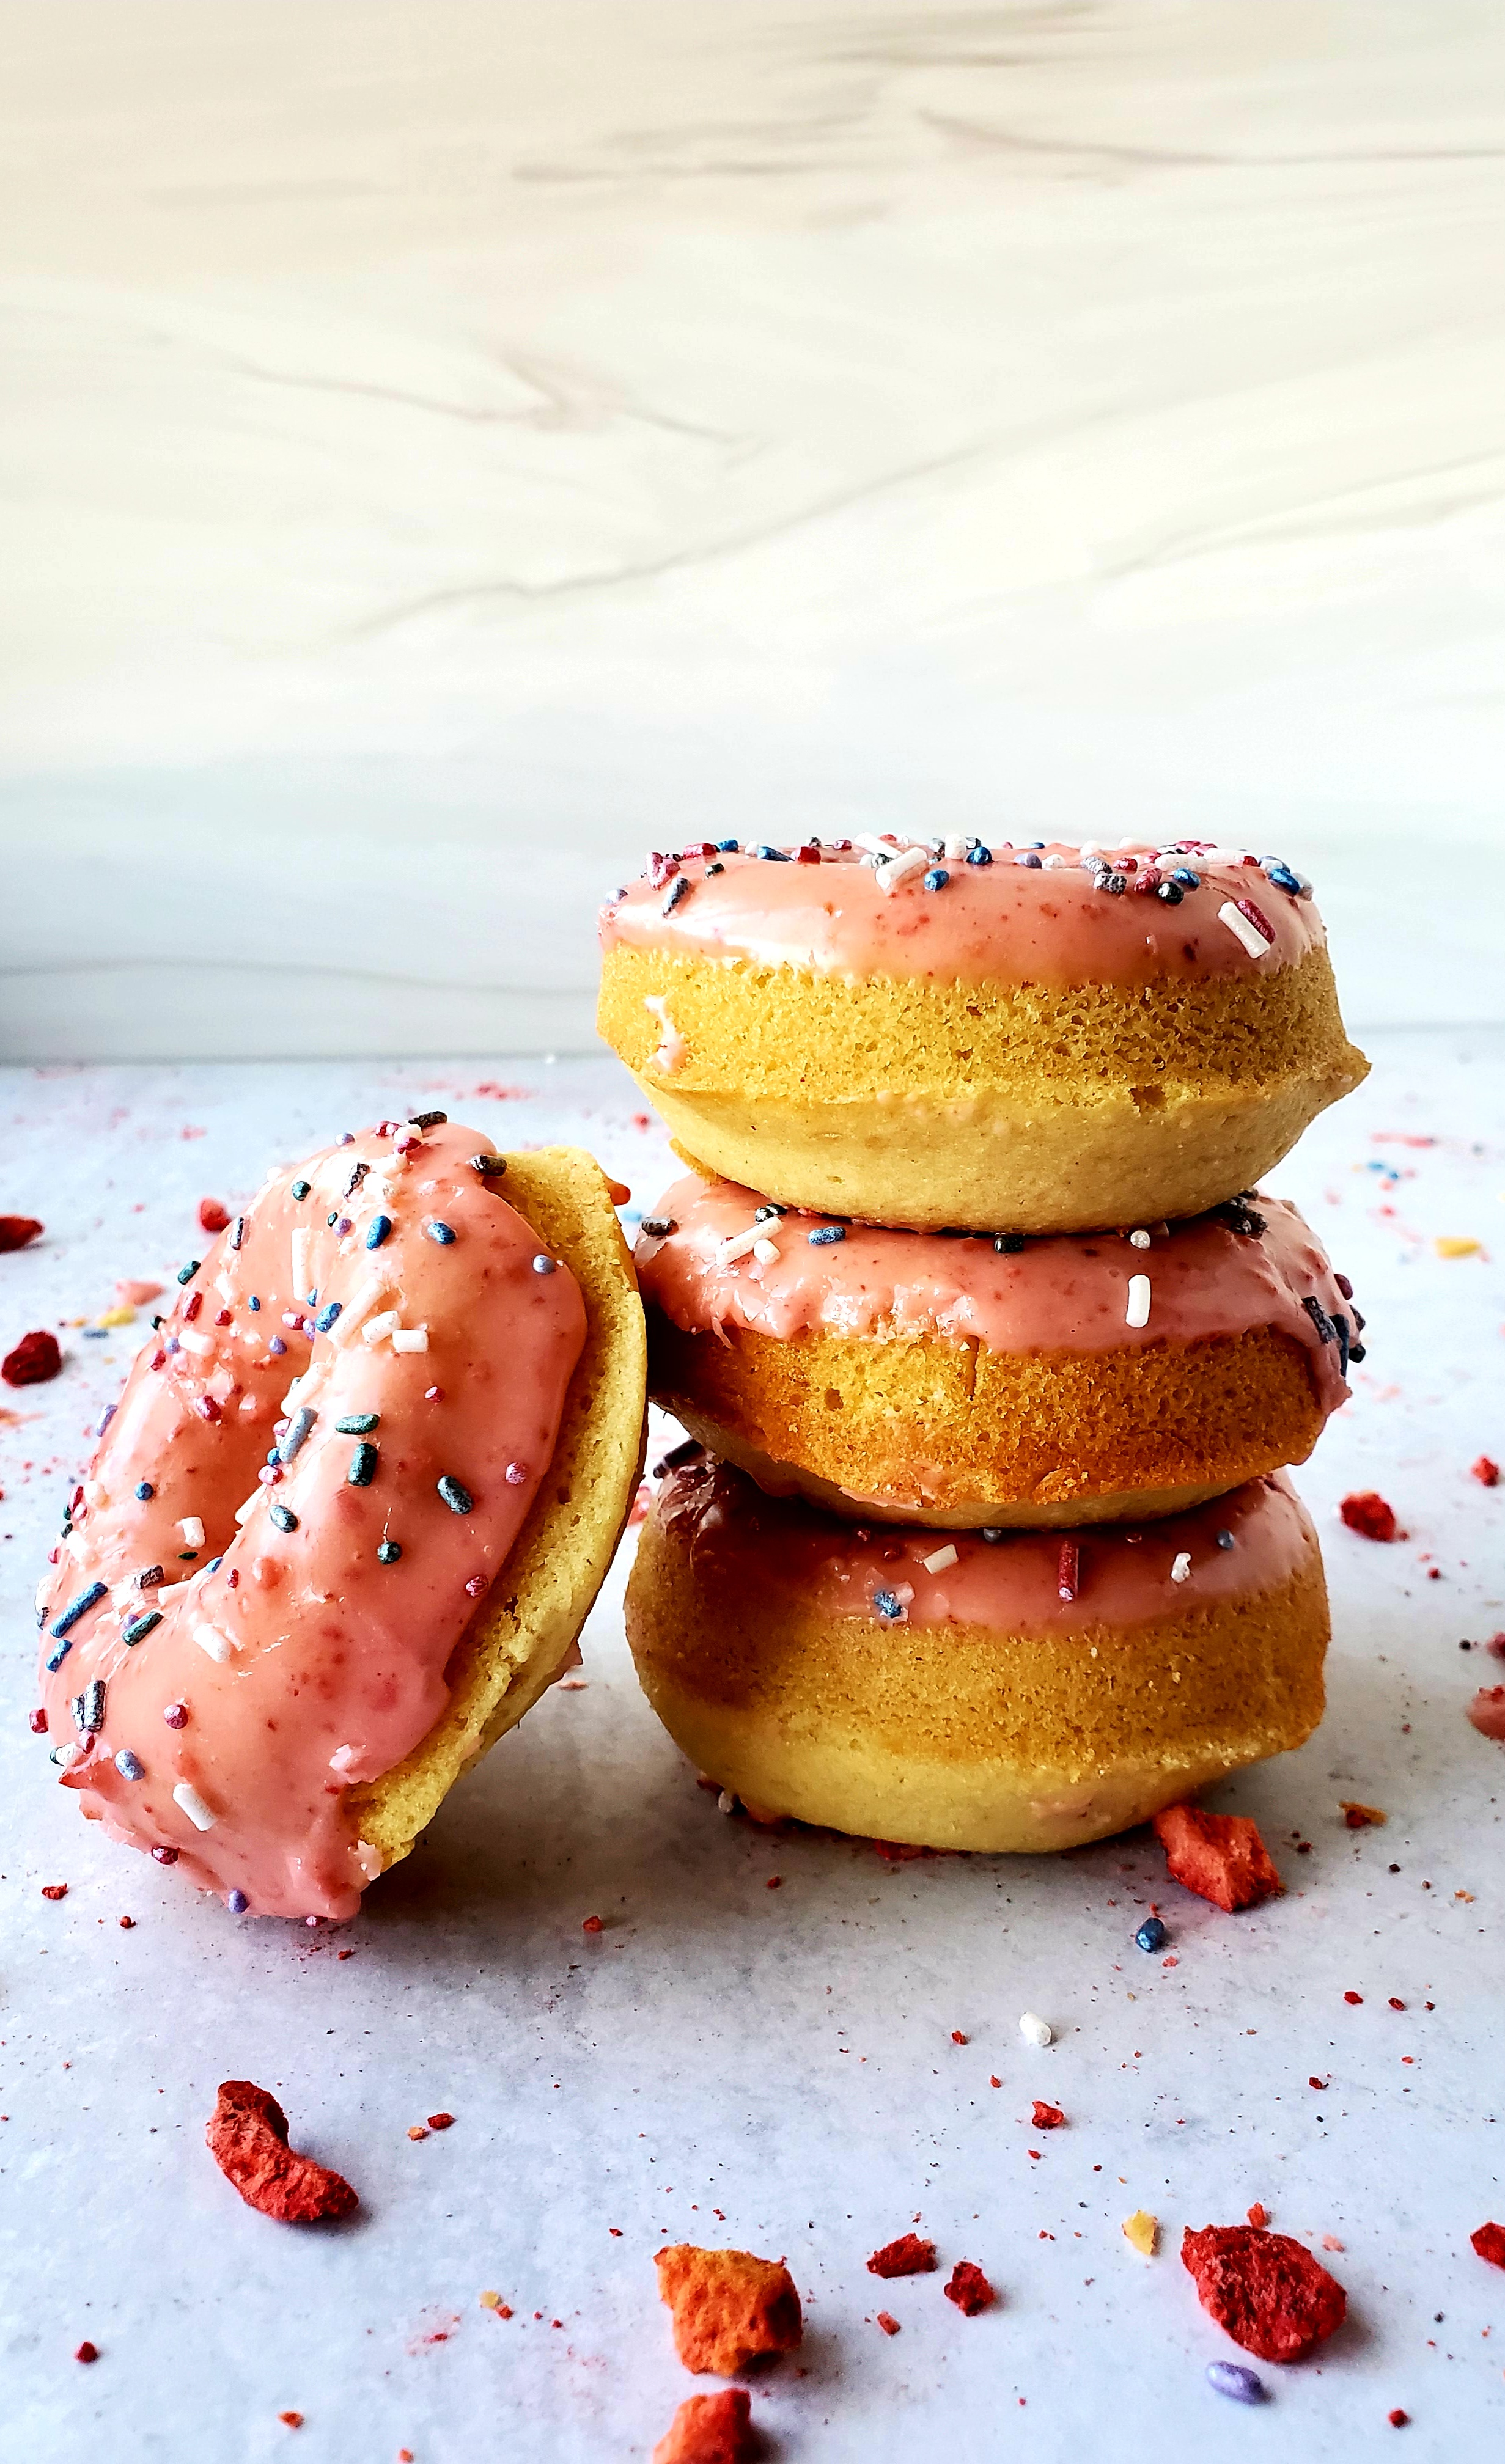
left=647, top=1314, right=1328, bottom=1522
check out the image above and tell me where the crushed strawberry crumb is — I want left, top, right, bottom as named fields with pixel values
left=1341, top=1491, right=1397, bottom=1541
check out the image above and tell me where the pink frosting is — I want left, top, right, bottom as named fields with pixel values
left=654, top=1458, right=1314, bottom=1635
left=637, top=1175, right=1355, bottom=1412
left=600, top=840, right=1325, bottom=989
left=35, top=1120, right=585, bottom=1921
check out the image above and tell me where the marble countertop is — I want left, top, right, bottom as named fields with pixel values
left=1, top=1034, right=1503, bottom=2460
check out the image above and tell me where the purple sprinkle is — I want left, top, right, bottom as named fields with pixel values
left=163, top=1703, right=188, bottom=1729
left=227, top=1888, right=249, bottom=1913
left=269, top=1336, right=287, bottom=1355
left=96, top=1402, right=117, bottom=1438
left=1205, top=2361, right=1264, bottom=2405
left=114, top=1747, right=145, bottom=1781
left=151, top=1845, right=179, bottom=1865
left=340, top=1132, right=355, bottom=1145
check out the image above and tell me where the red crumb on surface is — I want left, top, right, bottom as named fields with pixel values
left=876, top=2310, right=901, bottom=2336
left=1344, top=1991, right=1364, bottom=2006
left=867, top=2234, right=936, bottom=2279
left=951, top=2030, right=968, bottom=2044
left=119, top=1915, right=134, bottom=1929
left=1466, top=1687, right=1505, bottom=1742
left=1152, top=1803, right=1281, bottom=1912
left=944, top=2261, right=996, bottom=2317
left=1341, top=1491, right=1397, bottom=1541
left=41, top=1883, right=67, bottom=1901
left=1031, top=2101, right=1066, bottom=2130
left=407, top=2125, right=429, bottom=2141
left=1341, top=1800, right=1386, bottom=1828
left=581, top=1915, right=603, bottom=1933
left=28, top=1707, right=47, bottom=1733
left=655, top=2245, right=802, bottom=2376
left=3, top=1330, right=61, bottom=1387
left=1182, top=2224, right=1346, bottom=2361
left=1473, top=1456, right=1501, bottom=1486
left=426, top=2113, right=454, bottom=2131
left=205, top=2081, right=358, bottom=2224
left=651, top=2389, right=756, bottom=2464
left=872, top=1838, right=933, bottom=1861
left=278, top=2413, right=303, bottom=2430
left=75, top=2341, right=98, bottom=2363
left=1471, top=2223, right=1505, bottom=2270
left=1388, top=2408, right=1409, bottom=2426
left=197, top=1198, right=230, bottom=1233
left=1247, top=2204, right=1270, bottom=2229
left=0, top=1216, right=43, bottom=1251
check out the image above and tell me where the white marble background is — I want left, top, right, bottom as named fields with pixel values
left=2, top=0, right=1503, bottom=1060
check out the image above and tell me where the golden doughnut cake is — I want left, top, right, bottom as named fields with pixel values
left=636, top=1173, right=1360, bottom=1529
left=626, top=1458, right=1328, bottom=1854
left=598, top=836, right=1367, bottom=1233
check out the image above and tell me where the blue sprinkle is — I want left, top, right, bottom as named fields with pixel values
left=83, top=1326, right=109, bottom=1340
left=377, top=1541, right=402, bottom=1564
left=1135, top=1916, right=1168, bottom=1953
left=166, top=1336, right=181, bottom=1354
left=230, top=1214, right=246, bottom=1250
left=279, top=1406, right=317, bottom=1464
left=1206, top=2361, right=1264, bottom=2405
left=1156, top=881, right=1185, bottom=905
left=532, top=1254, right=557, bottom=1275
left=924, top=867, right=949, bottom=891
left=1026, top=840, right=1045, bottom=849
left=290, top=1179, right=311, bottom=1201
left=808, top=1225, right=847, bottom=1245
left=437, top=1474, right=474, bottom=1516
left=966, top=843, right=993, bottom=865
left=715, top=838, right=740, bottom=853
left=122, top=1609, right=163, bottom=1646
left=306, top=1289, right=318, bottom=1307
left=45, top=1638, right=72, bottom=1673
left=227, top=1888, right=249, bottom=1914
left=50, top=1580, right=107, bottom=1641
left=872, top=1588, right=905, bottom=1621
left=206, top=1555, right=222, bottom=1574
left=1216, top=1529, right=1234, bottom=1550
left=266, top=1445, right=281, bottom=1464
left=115, top=1748, right=145, bottom=1782
left=1333, top=1311, right=1350, bottom=1376
left=1265, top=861, right=1304, bottom=896
left=268, top=1501, right=300, bottom=1534
left=1169, top=866, right=1201, bottom=889
left=347, top=1441, right=378, bottom=1487
left=366, top=1214, right=392, bottom=1249
left=663, top=876, right=692, bottom=915
left=752, top=844, right=790, bottom=861
left=1301, top=1295, right=1337, bottom=1345
left=336, top=1413, right=380, bottom=1435
left=248, top=1294, right=260, bottom=1311
left=425, top=1221, right=457, bottom=1245
left=177, top=1259, right=201, bottom=1285
left=269, top=1336, right=287, bottom=1356
left=135, top=1481, right=155, bottom=1502
left=314, top=1299, right=342, bottom=1333
left=1014, top=851, right=1042, bottom=868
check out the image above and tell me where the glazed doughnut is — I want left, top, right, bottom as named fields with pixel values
left=637, top=1174, right=1360, bottom=1528
left=626, top=1459, right=1328, bottom=1854
left=35, top=1120, right=646, bottom=1921
left=598, top=837, right=1367, bottom=1233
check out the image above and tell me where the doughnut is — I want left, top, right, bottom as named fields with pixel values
left=626, top=1458, right=1328, bottom=1854
left=637, top=1173, right=1360, bottom=1528
left=598, top=837, right=1367, bottom=1232
left=35, top=1120, right=646, bottom=1920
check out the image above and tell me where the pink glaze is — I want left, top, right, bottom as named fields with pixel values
left=638, top=1175, right=1355, bottom=1413
left=655, top=1458, right=1314, bottom=1635
left=36, top=1120, right=585, bottom=1921
left=600, top=840, right=1325, bottom=990
left=1468, top=1687, right=1505, bottom=1743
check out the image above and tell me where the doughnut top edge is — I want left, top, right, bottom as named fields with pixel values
left=599, top=837, right=1325, bottom=989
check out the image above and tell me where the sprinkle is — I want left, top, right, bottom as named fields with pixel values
left=230, top=1216, right=246, bottom=1250
left=115, top=1748, right=144, bottom=1781
left=1125, top=1274, right=1152, bottom=1328
left=191, top=1622, right=234, bottom=1663
left=752, top=843, right=790, bottom=862
left=1171, top=1552, right=1191, bottom=1583
left=1019, top=2011, right=1053, bottom=2047
left=751, top=1237, right=780, bottom=1264
left=531, top=1255, right=557, bottom=1275
left=268, top=1336, right=287, bottom=1355
left=1302, top=1295, right=1337, bottom=1344
left=279, top=1406, right=317, bottom=1464
left=347, top=1442, right=378, bottom=1487
left=1128, top=1228, right=1151, bottom=1249
left=663, top=875, right=692, bottom=915
left=122, top=1610, right=162, bottom=1647
left=924, top=866, right=950, bottom=891
left=50, top=1580, right=107, bottom=1640
left=807, top=1224, right=847, bottom=1245
left=152, top=1845, right=179, bottom=1863
left=505, top=1461, right=528, bottom=1485
left=980, top=1527, right=1006, bottom=1543
left=362, top=1310, right=401, bottom=1346
left=179, top=1517, right=205, bottom=1548
left=640, top=1216, right=675, bottom=1238
left=1206, top=2362, right=1265, bottom=2405
left=336, top=1413, right=380, bottom=1435
left=438, top=1475, right=474, bottom=1516
left=173, top=1781, right=216, bottom=1831
left=50, top=1741, right=81, bottom=1768
left=408, top=1110, right=447, bottom=1130
left=425, top=1220, right=457, bottom=1245
left=465, top=1573, right=488, bottom=1598
left=135, top=1481, right=155, bottom=1501
left=391, top=1326, right=429, bottom=1352
left=1220, top=898, right=1275, bottom=956
left=922, top=1544, right=959, bottom=1574
left=717, top=1222, right=768, bottom=1265
left=377, top=1541, right=402, bottom=1564
left=163, top=1703, right=188, bottom=1728
left=314, top=1300, right=342, bottom=1333
left=177, top=1259, right=201, bottom=1285
left=470, top=1154, right=507, bottom=1176
left=267, top=1502, right=300, bottom=1533
left=345, top=1160, right=370, bottom=1200
left=715, top=837, right=739, bottom=853
left=1133, top=1915, right=1169, bottom=1954
left=228, top=1889, right=249, bottom=1914
left=872, top=1588, right=905, bottom=1622
left=875, top=845, right=929, bottom=893
left=366, top=1214, right=392, bottom=1249
left=290, top=1179, right=311, bottom=1201
left=993, top=1231, right=1025, bottom=1253
left=1057, top=1540, right=1079, bottom=1602
left=74, top=1679, right=106, bottom=1734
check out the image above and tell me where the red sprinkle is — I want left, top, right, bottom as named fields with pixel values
left=1471, top=2222, right=1505, bottom=2270
left=183, top=1289, right=202, bottom=1322
left=1344, top=1991, right=1364, bottom=2006
left=28, top=1707, right=48, bottom=1734
left=943, top=2260, right=996, bottom=2317
left=198, top=1198, right=231, bottom=1233
left=1057, top=1539, right=1080, bottom=1601
left=867, top=2234, right=936, bottom=2279
left=0, top=1216, right=43, bottom=1250
left=42, top=1883, right=67, bottom=1901
left=1235, top=895, right=1275, bottom=944
left=1341, top=1491, right=1397, bottom=1542
left=1031, top=2101, right=1065, bottom=2130
left=951, top=2030, right=968, bottom=2045
left=1246, top=2204, right=1269, bottom=2229
left=194, top=1396, right=222, bottom=1423
left=426, top=2113, right=455, bottom=2131
left=1473, top=1456, right=1500, bottom=1487
left=75, top=2341, right=98, bottom=2364
left=876, top=2310, right=900, bottom=2336
left=2, top=1329, right=61, bottom=1387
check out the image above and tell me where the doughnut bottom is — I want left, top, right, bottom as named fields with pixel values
left=626, top=1475, right=1328, bottom=1855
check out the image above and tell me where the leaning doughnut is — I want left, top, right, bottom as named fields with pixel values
left=35, top=1120, right=646, bottom=1920
left=598, top=838, right=1367, bottom=1233
left=637, top=1174, right=1360, bottom=1528
left=626, top=1459, right=1328, bottom=1854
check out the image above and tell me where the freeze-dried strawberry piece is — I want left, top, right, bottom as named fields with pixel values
left=1031, top=2102, right=1065, bottom=2130
left=1182, top=2225, right=1345, bottom=2361
left=943, top=2261, right=996, bottom=2316
left=206, top=2080, right=358, bottom=2223
left=655, top=2245, right=802, bottom=2376
left=0, top=1216, right=42, bottom=1251
left=652, top=2391, right=756, bottom=2464
left=1341, top=1491, right=1397, bottom=1541
left=197, top=1198, right=231, bottom=1234
left=867, top=2233, right=936, bottom=2278
left=1153, top=1804, right=1281, bottom=1912
left=1472, top=2222, right=1505, bottom=2270
left=2, top=1329, right=60, bottom=1386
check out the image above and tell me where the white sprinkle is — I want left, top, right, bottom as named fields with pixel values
left=717, top=1222, right=768, bottom=1266
left=717, top=1789, right=738, bottom=1816
left=751, top=1237, right=780, bottom=1264
left=1171, top=1552, right=1192, bottom=1583
left=191, top=1620, right=234, bottom=1663
left=1043, top=853, right=1068, bottom=867
left=35, top=1574, right=51, bottom=1612
left=362, top=1309, right=402, bottom=1346
left=178, top=1328, right=215, bottom=1358
left=328, top=1744, right=358, bottom=1775
left=1080, top=841, right=1103, bottom=857
left=83, top=1479, right=105, bottom=1506
left=328, top=1274, right=391, bottom=1346
left=854, top=831, right=908, bottom=857
left=944, top=834, right=970, bottom=860
left=173, top=1780, right=217, bottom=1831
left=1219, top=898, right=1273, bottom=958
left=1019, top=2011, right=1053, bottom=2048
left=233, top=1494, right=260, bottom=1525
left=290, top=1226, right=312, bottom=1300
left=50, top=1740, right=82, bottom=1769
left=1128, top=1228, right=1151, bottom=1250
left=1125, top=1275, right=1152, bottom=1329
left=1204, top=846, right=1253, bottom=868
left=391, top=1325, right=429, bottom=1353
left=875, top=844, right=929, bottom=893
left=178, top=1517, right=205, bottom=1548
left=157, top=1579, right=194, bottom=1604
left=922, top=1543, right=959, bottom=1574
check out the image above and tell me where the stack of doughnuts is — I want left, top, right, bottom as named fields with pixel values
left=601, top=833, right=1367, bottom=1854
